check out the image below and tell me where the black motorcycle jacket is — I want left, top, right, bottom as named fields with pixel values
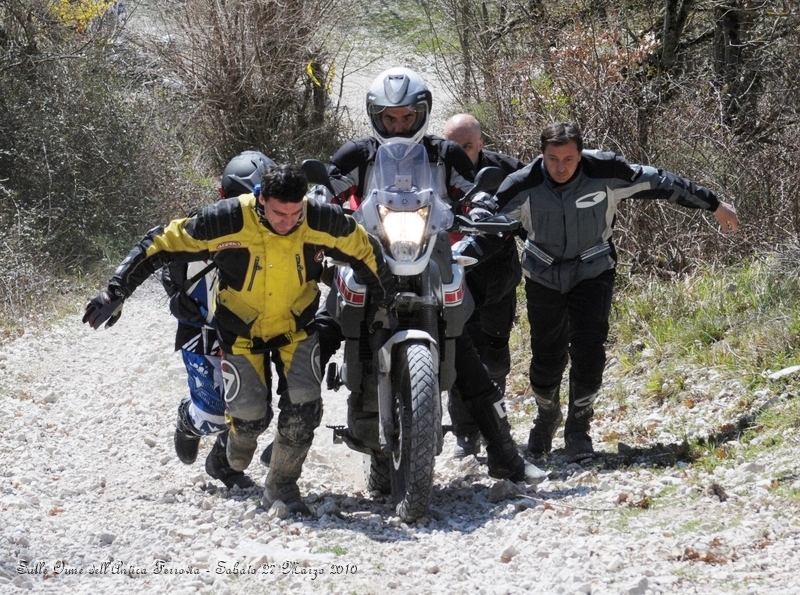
left=479, top=149, right=525, bottom=177
left=327, top=135, right=475, bottom=207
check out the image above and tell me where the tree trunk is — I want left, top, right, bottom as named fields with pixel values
left=714, top=1, right=760, bottom=131
left=660, top=0, right=694, bottom=71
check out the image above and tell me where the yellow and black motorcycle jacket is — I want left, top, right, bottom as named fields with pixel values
left=108, top=194, right=393, bottom=353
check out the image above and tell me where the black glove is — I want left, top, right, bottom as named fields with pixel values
left=83, top=288, right=125, bottom=329
left=377, top=274, right=398, bottom=308
left=292, top=304, right=317, bottom=332
left=320, top=258, right=336, bottom=288
left=378, top=289, right=398, bottom=309
left=160, top=265, right=181, bottom=296
left=168, top=291, right=207, bottom=324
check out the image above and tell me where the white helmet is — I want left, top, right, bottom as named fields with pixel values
left=366, top=67, right=432, bottom=145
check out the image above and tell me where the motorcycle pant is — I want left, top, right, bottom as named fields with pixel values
left=180, top=350, right=227, bottom=435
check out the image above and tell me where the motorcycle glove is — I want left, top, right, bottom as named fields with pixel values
left=320, top=257, right=336, bottom=288
left=469, top=191, right=498, bottom=213
left=83, top=287, right=125, bottom=329
left=468, top=207, right=494, bottom=222
left=378, top=288, right=398, bottom=309
left=168, top=291, right=207, bottom=324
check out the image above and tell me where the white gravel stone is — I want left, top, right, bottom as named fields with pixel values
left=0, top=255, right=797, bottom=595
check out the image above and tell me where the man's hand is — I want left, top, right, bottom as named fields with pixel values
left=469, top=191, right=498, bottom=212
left=714, top=201, right=739, bottom=233
left=320, top=257, right=336, bottom=288
left=169, top=292, right=207, bottom=324
left=468, top=207, right=494, bottom=222
left=83, top=289, right=124, bottom=329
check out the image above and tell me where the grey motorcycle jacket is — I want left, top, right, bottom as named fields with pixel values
left=495, top=149, right=721, bottom=294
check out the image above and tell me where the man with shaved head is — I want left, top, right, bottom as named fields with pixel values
left=443, top=113, right=526, bottom=459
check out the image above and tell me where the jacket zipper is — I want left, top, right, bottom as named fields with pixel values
left=247, top=256, right=262, bottom=291
left=295, top=254, right=304, bottom=284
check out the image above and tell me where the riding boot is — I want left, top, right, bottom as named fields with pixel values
left=466, top=391, right=546, bottom=483
left=174, top=398, right=202, bottom=464
left=563, top=380, right=598, bottom=459
left=482, top=342, right=511, bottom=396
left=226, top=415, right=270, bottom=472
left=527, top=385, right=563, bottom=455
left=448, top=386, right=482, bottom=459
left=262, top=433, right=312, bottom=515
left=205, top=431, right=255, bottom=489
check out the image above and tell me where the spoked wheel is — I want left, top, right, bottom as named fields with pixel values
left=389, top=341, right=439, bottom=523
left=363, top=452, right=392, bottom=494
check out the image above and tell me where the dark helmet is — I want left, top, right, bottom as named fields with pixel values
left=220, top=151, right=276, bottom=198
left=366, top=67, right=432, bottom=145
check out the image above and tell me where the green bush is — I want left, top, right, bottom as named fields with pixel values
left=0, top=0, right=203, bottom=322
left=155, top=0, right=348, bottom=169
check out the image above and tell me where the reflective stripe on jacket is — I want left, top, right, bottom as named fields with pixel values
left=110, top=195, right=390, bottom=353
left=496, top=150, right=720, bottom=293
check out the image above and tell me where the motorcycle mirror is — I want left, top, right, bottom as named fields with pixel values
left=460, top=166, right=505, bottom=204
left=473, top=166, right=505, bottom=193
left=301, top=159, right=335, bottom=196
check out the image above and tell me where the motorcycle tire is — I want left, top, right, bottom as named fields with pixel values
left=363, top=453, right=391, bottom=495
left=389, top=341, right=439, bottom=523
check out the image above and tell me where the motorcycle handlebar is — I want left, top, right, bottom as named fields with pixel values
left=300, top=158, right=522, bottom=234
left=455, top=166, right=505, bottom=208
left=451, top=213, right=521, bottom=236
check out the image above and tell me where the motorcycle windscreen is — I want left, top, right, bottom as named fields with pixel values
left=355, top=143, right=453, bottom=258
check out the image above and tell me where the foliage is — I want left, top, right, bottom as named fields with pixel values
left=424, top=0, right=800, bottom=264
left=153, top=0, right=349, bottom=170
left=611, top=249, right=800, bottom=374
left=51, top=0, right=114, bottom=32
left=0, top=0, right=208, bottom=326
left=507, top=243, right=800, bottom=467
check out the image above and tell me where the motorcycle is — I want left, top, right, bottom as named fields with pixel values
left=302, top=143, right=518, bottom=523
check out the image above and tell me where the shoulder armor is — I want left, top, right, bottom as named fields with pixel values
left=184, top=197, right=245, bottom=240
left=305, top=200, right=354, bottom=237
left=581, top=150, right=638, bottom=182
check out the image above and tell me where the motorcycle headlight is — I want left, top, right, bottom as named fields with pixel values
left=378, top=205, right=429, bottom=262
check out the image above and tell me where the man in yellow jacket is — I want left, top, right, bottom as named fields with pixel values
left=84, top=164, right=395, bottom=514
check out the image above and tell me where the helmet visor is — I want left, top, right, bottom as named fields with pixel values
left=368, top=102, right=429, bottom=141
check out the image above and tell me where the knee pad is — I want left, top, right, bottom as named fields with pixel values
left=482, top=343, right=511, bottom=380
left=277, top=399, right=323, bottom=444
left=227, top=411, right=272, bottom=438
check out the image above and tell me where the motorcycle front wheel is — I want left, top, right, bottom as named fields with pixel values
left=389, top=341, right=439, bottom=523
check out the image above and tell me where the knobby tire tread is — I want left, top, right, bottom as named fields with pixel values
left=364, top=453, right=392, bottom=494
left=392, top=342, right=438, bottom=522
